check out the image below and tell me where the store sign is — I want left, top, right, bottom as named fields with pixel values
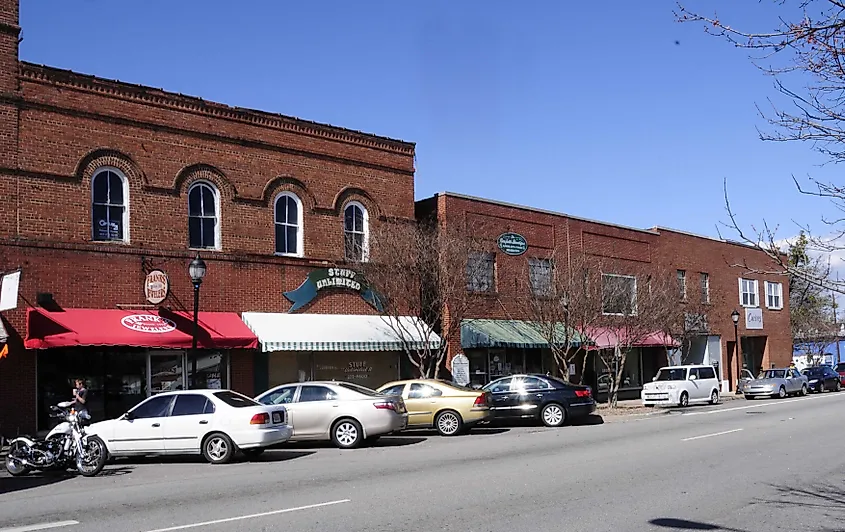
left=121, top=314, right=177, bottom=334
left=745, top=308, right=763, bottom=330
left=497, top=232, right=527, bottom=256
left=451, top=353, right=470, bottom=386
left=0, top=269, right=21, bottom=312
left=283, top=268, right=384, bottom=313
left=144, top=270, right=170, bottom=305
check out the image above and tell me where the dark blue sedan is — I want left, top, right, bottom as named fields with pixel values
left=482, top=374, right=596, bottom=427
left=802, top=366, right=843, bottom=393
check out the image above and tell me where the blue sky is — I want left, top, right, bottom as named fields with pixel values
left=18, top=0, right=840, bottom=242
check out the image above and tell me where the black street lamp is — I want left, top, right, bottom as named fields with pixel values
left=189, top=254, right=207, bottom=388
left=731, top=309, right=740, bottom=392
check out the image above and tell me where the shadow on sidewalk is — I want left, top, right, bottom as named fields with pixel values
left=0, top=466, right=132, bottom=494
left=649, top=518, right=748, bottom=531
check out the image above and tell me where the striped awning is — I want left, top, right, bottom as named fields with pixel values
left=241, top=313, right=441, bottom=353
left=461, top=319, right=587, bottom=350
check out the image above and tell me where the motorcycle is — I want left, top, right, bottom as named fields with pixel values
left=5, top=401, right=108, bottom=477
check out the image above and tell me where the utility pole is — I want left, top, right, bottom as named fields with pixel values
left=835, top=273, right=841, bottom=366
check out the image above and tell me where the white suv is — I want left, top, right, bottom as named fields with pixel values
left=641, top=365, right=720, bottom=407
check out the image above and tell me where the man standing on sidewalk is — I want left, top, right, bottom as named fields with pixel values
left=72, top=378, right=89, bottom=419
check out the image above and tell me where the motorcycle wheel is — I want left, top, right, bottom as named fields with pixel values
left=76, top=436, right=107, bottom=477
left=5, top=441, right=31, bottom=477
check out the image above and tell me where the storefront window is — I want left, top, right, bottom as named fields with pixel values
left=186, top=351, right=229, bottom=390
left=150, top=352, right=184, bottom=394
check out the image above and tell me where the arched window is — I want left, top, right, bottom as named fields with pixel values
left=188, top=181, right=220, bottom=250
left=274, top=192, right=303, bottom=256
left=343, top=201, right=368, bottom=262
left=91, top=167, right=129, bottom=242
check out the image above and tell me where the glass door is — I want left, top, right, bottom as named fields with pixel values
left=147, top=350, right=186, bottom=395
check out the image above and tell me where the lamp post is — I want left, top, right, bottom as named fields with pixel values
left=731, top=309, right=740, bottom=392
left=189, top=254, right=207, bottom=388
left=561, top=293, right=570, bottom=380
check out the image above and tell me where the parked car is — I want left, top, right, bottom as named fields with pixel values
left=255, top=381, right=408, bottom=449
left=641, top=365, right=720, bottom=407
left=481, top=374, right=595, bottom=427
left=836, top=363, right=845, bottom=386
left=86, top=390, right=292, bottom=464
left=376, top=379, right=492, bottom=436
left=736, top=369, right=755, bottom=394
left=744, top=368, right=808, bottom=399
left=802, top=366, right=843, bottom=393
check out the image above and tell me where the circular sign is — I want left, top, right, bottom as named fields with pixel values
left=121, top=314, right=177, bottom=334
left=497, top=232, right=528, bottom=256
left=144, top=270, right=170, bottom=305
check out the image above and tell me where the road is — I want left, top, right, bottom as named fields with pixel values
left=2, top=392, right=845, bottom=532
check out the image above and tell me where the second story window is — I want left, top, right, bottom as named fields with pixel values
left=739, top=278, right=759, bottom=308
left=765, top=281, right=784, bottom=310
left=275, top=192, right=303, bottom=257
left=91, top=168, right=129, bottom=242
left=344, top=202, right=368, bottom=262
left=529, top=258, right=553, bottom=296
left=467, top=252, right=496, bottom=293
left=602, top=273, right=637, bottom=315
left=677, top=269, right=686, bottom=300
left=700, top=272, right=710, bottom=304
left=188, top=181, right=220, bottom=250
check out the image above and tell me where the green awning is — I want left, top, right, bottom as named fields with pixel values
left=460, top=319, right=585, bottom=350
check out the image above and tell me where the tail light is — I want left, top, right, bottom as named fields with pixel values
left=374, top=401, right=397, bottom=411
left=575, top=389, right=591, bottom=398
left=250, top=413, right=270, bottom=425
left=473, top=394, right=487, bottom=407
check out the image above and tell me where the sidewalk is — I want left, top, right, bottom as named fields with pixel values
left=597, top=392, right=742, bottom=418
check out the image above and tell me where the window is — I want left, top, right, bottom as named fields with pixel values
left=408, top=383, right=442, bottom=399
left=698, top=367, right=716, bottom=380
left=130, top=395, right=173, bottom=419
left=260, top=386, right=296, bottom=405
left=676, top=270, right=686, bottom=300
left=467, top=252, right=496, bottom=293
left=688, top=368, right=700, bottom=380
left=171, top=394, right=210, bottom=416
left=766, top=281, right=783, bottom=310
left=91, top=168, right=129, bottom=242
left=514, top=376, right=550, bottom=391
left=739, top=278, right=759, bottom=307
left=529, top=258, right=553, bottom=296
left=298, top=386, right=338, bottom=402
left=274, top=192, right=303, bottom=257
left=484, top=377, right=513, bottom=394
left=213, top=391, right=260, bottom=407
left=379, top=384, right=406, bottom=397
left=343, top=202, right=369, bottom=261
left=334, top=381, right=381, bottom=396
left=601, top=274, right=637, bottom=315
left=188, top=182, right=220, bottom=250
left=700, top=273, right=710, bottom=304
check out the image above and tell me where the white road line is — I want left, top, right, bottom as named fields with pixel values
left=682, top=428, right=743, bottom=442
left=0, top=521, right=80, bottom=532
left=144, top=499, right=351, bottom=532
left=681, top=391, right=844, bottom=417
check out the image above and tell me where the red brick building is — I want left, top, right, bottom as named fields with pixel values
left=418, top=193, right=791, bottom=398
left=0, top=0, right=434, bottom=435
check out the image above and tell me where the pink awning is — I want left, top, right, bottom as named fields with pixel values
left=585, top=327, right=677, bottom=351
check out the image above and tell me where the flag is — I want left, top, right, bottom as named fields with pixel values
left=0, top=343, right=7, bottom=359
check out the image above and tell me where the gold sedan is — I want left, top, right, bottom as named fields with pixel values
left=376, top=379, right=492, bottom=436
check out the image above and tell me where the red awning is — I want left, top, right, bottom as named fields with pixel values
left=585, top=327, right=677, bottom=351
left=25, top=308, right=258, bottom=350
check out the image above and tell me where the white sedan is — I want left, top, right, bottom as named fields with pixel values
left=87, top=390, right=292, bottom=464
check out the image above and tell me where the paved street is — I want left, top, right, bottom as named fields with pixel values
left=2, top=392, right=845, bottom=532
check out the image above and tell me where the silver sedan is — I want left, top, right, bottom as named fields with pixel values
left=744, top=368, right=808, bottom=399
left=255, top=381, right=408, bottom=449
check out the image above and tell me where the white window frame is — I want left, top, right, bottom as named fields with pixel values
left=765, top=281, right=784, bottom=310
left=274, top=192, right=304, bottom=257
left=343, top=201, right=369, bottom=262
left=90, top=167, right=130, bottom=243
left=601, top=273, right=638, bottom=316
left=738, top=278, right=759, bottom=308
left=700, top=272, right=710, bottom=304
left=188, top=180, right=221, bottom=251
left=677, top=269, right=687, bottom=300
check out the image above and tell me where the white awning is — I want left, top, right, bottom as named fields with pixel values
left=241, top=313, right=441, bottom=353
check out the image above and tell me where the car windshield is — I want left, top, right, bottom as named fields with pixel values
left=758, top=370, right=786, bottom=379
left=333, top=382, right=382, bottom=396
left=213, top=391, right=260, bottom=407
left=655, top=368, right=687, bottom=381
left=836, top=363, right=845, bottom=372
left=803, top=368, right=825, bottom=376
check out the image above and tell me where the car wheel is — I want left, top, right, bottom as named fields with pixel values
left=242, top=448, right=265, bottom=459
left=678, top=392, right=689, bottom=408
left=202, top=433, right=235, bottom=464
left=820, top=382, right=826, bottom=393
left=709, top=390, right=719, bottom=405
left=331, top=418, right=363, bottom=449
left=540, top=403, right=567, bottom=427
left=801, top=385, right=808, bottom=396
left=778, top=386, right=787, bottom=399
left=435, top=410, right=464, bottom=436
left=837, top=381, right=842, bottom=392
left=744, top=395, right=753, bottom=400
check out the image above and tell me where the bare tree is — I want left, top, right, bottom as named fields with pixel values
left=362, top=219, right=489, bottom=378
left=677, top=1, right=845, bottom=293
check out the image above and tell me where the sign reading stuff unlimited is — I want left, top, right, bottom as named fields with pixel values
left=283, top=268, right=384, bottom=313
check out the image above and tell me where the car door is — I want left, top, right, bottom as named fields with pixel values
left=825, top=367, right=839, bottom=389
left=513, top=376, right=548, bottom=411
left=405, top=383, right=442, bottom=427
left=687, top=368, right=704, bottom=401
left=162, top=394, right=215, bottom=453
left=289, top=385, right=339, bottom=438
left=112, top=394, right=173, bottom=454
left=485, top=377, right=516, bottom=417
left=789, top=369, right=804, bottom=392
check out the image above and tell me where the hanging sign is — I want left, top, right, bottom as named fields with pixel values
left=144, top=270, right=170, bottom=305
left=497, top=233, right=528, bottom=256
left=745, top=308, right=763, bottom=330
left=451, top=353, right=470, bottom=386
left=0, top=270, right=21, bottom=312
left=283, top=268, right=384, bottom=313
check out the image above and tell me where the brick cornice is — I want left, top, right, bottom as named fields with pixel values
left=0, top=21, right=20, bottom=37
left=19, top=62, right=415, bottom=156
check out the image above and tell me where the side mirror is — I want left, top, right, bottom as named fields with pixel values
left=652, top=376, right=658, bottom=382
left=689, top=374, right=697, bottom=381
left=124, top=411, right=135, bottom=421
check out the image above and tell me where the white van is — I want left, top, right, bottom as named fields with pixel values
left=641, top=365, right=720, bottom=407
